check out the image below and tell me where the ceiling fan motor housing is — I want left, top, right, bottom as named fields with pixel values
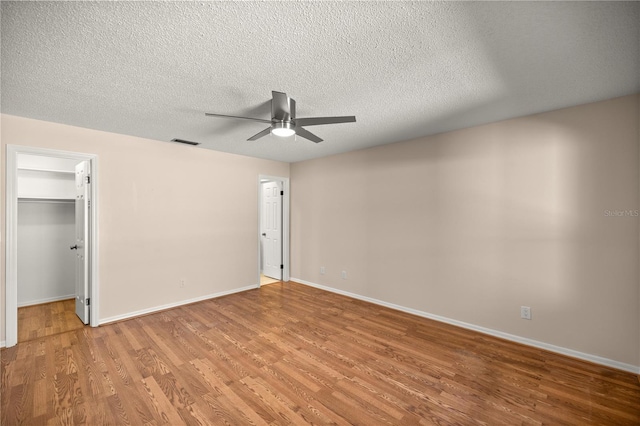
left=272, top=92, right=295, bottom=122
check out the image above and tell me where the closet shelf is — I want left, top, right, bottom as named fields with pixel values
left=17, top=167, right=75, bottom=174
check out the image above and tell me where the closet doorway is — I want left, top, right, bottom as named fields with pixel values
left=5, top=145, right=99, bottom=347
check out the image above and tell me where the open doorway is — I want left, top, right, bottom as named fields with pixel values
left=5, top=145, right=99, bottom=347
left=258, top=175, right=289, bottom=286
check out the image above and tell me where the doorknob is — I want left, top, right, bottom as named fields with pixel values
left=261, top=233, right=266, bottom=237
left=70, top=244, right=78, bottom=250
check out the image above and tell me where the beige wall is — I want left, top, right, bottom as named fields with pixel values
left=3, top=96, right=639, bottom=366
left=1, top=114, right=289, bottom=342
left=291, top=95, right=640, bottom=366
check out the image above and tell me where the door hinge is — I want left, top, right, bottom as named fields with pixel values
left=86, top=298, right=90, bottom=306
left=280, top=190, right=284, bottom=196
left=280, top=264, right=284, bottom=269
left=85, top=175, right=91, bottom=184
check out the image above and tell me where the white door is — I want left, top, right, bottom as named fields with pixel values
left=261, top=181, right=282, bottom=280
left=73, top=161, right=91, bottom=324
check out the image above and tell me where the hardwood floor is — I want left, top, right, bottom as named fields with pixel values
left=2, top=282, right=639, bottom=425
left=18, top=299, right=84, bottom=343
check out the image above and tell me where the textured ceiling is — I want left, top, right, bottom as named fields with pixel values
left=2, top=1, right=639, bottom=163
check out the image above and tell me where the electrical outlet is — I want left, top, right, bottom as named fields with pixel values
left=179, top=279, right=186, bottom=288
left=520, top=306, right=531, bottom=320
left=341, top=271, right=347, bottom=279
left=320, top=266, right=326, bottom=275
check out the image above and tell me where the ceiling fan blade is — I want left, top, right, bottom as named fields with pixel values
left=295, top=116, right=356, bottom=126
left=295, top=126, right=323, bottom=143
left=205, top=112, right=271, bottom=124
left=247, top=127, right=272, bottom=141
left=271, top=91, right=295, bottom=121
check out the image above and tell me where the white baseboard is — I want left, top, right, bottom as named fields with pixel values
left=291, top=278, right=640, bottom=375
left=18, top=294, right=75, bottom=308
left=0, top=341, right=5, bottom=348
left=99, top=285, right=257, bottom=325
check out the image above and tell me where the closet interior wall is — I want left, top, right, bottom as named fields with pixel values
left=17, top=154, right=77, bottom=307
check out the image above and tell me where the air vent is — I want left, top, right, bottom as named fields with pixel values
left=171, top=138, right=200, bottom=146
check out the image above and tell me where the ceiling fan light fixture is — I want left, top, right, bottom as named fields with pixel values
left=272, top=122, right=295, bottom=137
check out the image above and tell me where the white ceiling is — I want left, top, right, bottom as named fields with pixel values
left=2, top=1, right=639, bottom=163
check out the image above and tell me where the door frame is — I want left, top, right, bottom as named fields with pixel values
left=258, top=175, right=289, bottom=285
left=4, top=145, right=99, bottom=347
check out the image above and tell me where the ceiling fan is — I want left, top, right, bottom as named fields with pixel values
left=205, top=91, right=356, bottom=143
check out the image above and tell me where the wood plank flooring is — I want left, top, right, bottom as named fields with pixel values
left=17, top=299, right=84, bottom=343
left=2, top=281, right=639, bottom=425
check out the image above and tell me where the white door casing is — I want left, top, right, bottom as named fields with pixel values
left=261, top=181, right=282, bottom=280
left=74, top=161, right=91, bottom=324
